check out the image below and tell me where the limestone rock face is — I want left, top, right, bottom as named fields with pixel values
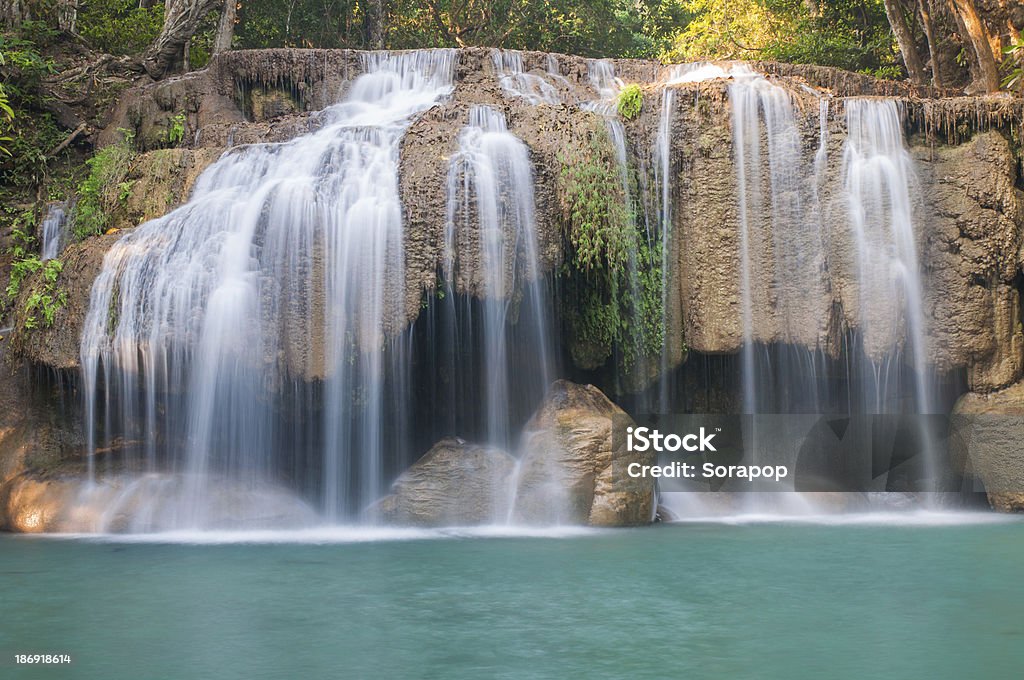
left=913, top=131, right=1024, bottom=391
left=952, top=381, right=1024, bottom=511
left=0, top=341, right=84, bottom=487
left=12, top=147, right=222, bottom=371
left=370, top=437, right=517, bottom=526
left=513, top=380, right=655, bottom=526
left=11, top=49, right=1024, bottom=399
left=0, top=476, right=79, bottom=532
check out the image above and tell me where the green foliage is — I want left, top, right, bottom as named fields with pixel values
left=617, top=84, right=643, bottom=120
left=231, top=0, right=684, bottom=59
left=1003, top=39, right=1024, bottom=93
left=5, top=210, right=40, bottom=302
left=22, top=259, right=66, bottom=329
left=73, top=130, right=136, bottom=239
left=0, top=55, right=12, bottom=158
left=762, top=0, right=901, bottom=78
left=663, top=0, right=900, bottom=78
left=0, top=28, right=65, bottom=188
left=166, top=112, right=186, bottom=147
left=78, top=0, right=165, bottom=55
left=558, top=122, right=632, bottom=272
left=1, top=197, right=67, bottom=330
left=557, top=119, right=664, bottom=371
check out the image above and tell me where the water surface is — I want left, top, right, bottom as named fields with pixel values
left=2, top=519, right=1021, bottom=679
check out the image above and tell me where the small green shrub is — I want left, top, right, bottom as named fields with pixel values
left=616, top=84, right=643, bottom=120
left=166, top=112, right=187, bottom=147
left=73, top=129, right=136, bottom=239
left=5, top=210, right=39, bottom=301
left=22, top=259, right=66, bottom=329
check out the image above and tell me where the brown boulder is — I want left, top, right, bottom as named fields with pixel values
left=370, top=437, right=517, bottom=526
left=952, top=380, right=1024, bottom=511
left=513, top=380, right=655, bottom=526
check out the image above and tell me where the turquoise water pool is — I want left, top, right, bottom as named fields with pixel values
left=2, top=517, right=1022, bottom=679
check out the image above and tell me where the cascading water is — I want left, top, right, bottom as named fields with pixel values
left=80, top=50, right=457, bottom=528
left=64, top=51, right=953, bottom=531
left=584, top=60, right=629, bottom=185
left=40, top=201, right=69, bottom=261
left=841, top=97, right=938, bottom=494
left=661, top=66, right=939, bottom=517
left=841, top=98, right=933, bottom=417
left=728, top=68, right=830, bottom=415
left=653, top=87, right=675, bottom=413
left=435, top=105, right=555, bottom=447
left=492, top=50, right=561, bottom=105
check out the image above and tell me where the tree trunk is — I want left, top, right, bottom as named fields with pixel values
left=947, top=0, right=1001, bottom=92
left=366, top=0, right=389, bottom=49
left=1, top=0, right=29, bottom=29
left=57, top=0, right=77, bottom=33
left=142, top=0, right=222, bottom=79
left=213, top=0, right=236, bottom=54
left=918, top=0, right=943, bottom=88
left=883, top=0, right=930, bottom=86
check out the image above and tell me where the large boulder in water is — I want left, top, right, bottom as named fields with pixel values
left=369, top=437, right=517, bottom=526
left=952, top=381, right=1024, bottom=511
left=513, top=380, right=655, bottom=526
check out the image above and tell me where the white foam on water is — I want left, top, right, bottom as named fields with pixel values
left=35, top=524, right=604, bottom=545
left=665, top=62, right=758, bottom=84
left=669, top=511, right=1018, bottom=527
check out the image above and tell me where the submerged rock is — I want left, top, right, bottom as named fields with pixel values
left=513, top=380, right=655, bottom=526
left=369, top=437, right=517, bottom=526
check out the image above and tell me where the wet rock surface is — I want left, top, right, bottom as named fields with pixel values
left=14, top=49, right=1024, bottom=388
left=513, top=380, right=655, bottom=526
left=371, top=381, right=655, bottom=528
left=952, top=381, right=1024, bottom=512
left=369, top=437, right=518, bottom=527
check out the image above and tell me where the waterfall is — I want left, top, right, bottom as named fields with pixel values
left=65, top=51, right=951, bottom=530
left=80, top=50, right=457, bottom=526
left=439, top=105, right=554, bottom=447
left=728, top=68, right=830, bottom=414
left=652, top=87, right=676, bottom=412
left=40, top=201, right=69, bottom=261
left=491, top=50, right=561, bottom=105
left=841, top=99, right=933, bottom=417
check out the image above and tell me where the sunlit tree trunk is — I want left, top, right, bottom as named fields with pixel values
left=213, top=0, right=237, bottom=54
left=143, top=0, right=221, bottom=78
left=918, top=0, right=943, bottom=88
left=883, top=0, right=929, bottom=86
left=947, top=0, right=1001, bottom=92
